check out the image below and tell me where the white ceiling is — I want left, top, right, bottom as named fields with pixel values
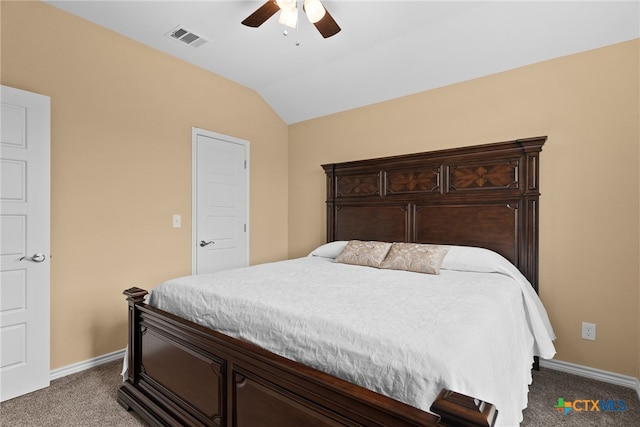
left=46, top=1, right=639, bottom=124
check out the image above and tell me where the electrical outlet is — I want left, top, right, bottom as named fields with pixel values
left=582, top=322, right=596, bottom=341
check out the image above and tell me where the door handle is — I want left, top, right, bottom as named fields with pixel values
left=20, top=253, right=46, bottom=263
left=199, top=240, right=215, bottom=247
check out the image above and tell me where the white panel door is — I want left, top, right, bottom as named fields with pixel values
left=0, top=85, right=51, bottom=401
left=193, top=129, right=248, bottom=274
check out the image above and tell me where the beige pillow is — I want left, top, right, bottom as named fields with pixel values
left=335, top=240, right=392, bottom=268
left=380, top=243, right=450, bottom=274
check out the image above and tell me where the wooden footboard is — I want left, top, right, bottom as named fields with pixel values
left=118, top=288, right=497, bottom=427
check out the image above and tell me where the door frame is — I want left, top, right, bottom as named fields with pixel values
left=191, top=127, right=249, bottom=274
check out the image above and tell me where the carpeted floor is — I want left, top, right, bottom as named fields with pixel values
left=523, top=367, right=639, bottom=426
left=1, top=360, right=638, bottom=426
left=1, top=361, right=146, bottom=427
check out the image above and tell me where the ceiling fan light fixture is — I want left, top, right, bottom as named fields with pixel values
left=278, top=6, right=298, bottom=29
left=241, top=0, right=339, bottom=39
left=303, top=0, right=326, bottom=24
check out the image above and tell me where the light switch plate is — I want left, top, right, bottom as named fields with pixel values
left=172, top=214, right=181, bottom=228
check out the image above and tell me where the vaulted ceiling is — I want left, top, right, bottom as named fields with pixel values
left=46, top=1, right=639, bottom=124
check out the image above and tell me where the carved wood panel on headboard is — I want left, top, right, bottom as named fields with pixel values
left=322, top=136, right=546, bottom=291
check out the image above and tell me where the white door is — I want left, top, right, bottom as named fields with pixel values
left=192, top=128, right=248, bottom=274
left=0, top=85, right=51, bottom=401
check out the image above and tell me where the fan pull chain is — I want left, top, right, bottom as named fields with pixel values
left=296, top=0, right=301, bottom=45
left=280, top=0, right=301, bottom=46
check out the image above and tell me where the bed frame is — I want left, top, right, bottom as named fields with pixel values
left=118, top=136, right=546, bottom=427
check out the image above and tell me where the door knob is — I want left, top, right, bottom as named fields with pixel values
left=199, top=240, right=215, bottom=247
left=20, top=253, right=46, bottom=263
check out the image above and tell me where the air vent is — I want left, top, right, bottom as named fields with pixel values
left=167, top=26, right=208, bottom=48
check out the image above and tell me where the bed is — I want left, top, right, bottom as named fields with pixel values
left=118, top=136, right=554, bottom=427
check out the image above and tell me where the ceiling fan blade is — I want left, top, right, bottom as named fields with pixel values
left=313, top=7, right=341, bottom=38
left=241, top=1, right=280, bottom=28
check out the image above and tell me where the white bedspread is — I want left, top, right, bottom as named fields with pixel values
left=148, top=246, right=555, bottom=427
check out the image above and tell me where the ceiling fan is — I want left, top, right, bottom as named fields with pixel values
left=242, top=0, right=341, bottom=39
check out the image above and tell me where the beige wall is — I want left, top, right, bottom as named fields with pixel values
left=1, top=1, right=289, bottom=369
left=289, top=40, right=640, bottom=378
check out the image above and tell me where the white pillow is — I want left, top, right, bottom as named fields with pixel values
left=307, top=241, right=348, bottom=259
left=440, top=245, right=504, bottom=273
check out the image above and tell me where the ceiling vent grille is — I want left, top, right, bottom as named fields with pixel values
left=167, top=26, right=208, bottom=48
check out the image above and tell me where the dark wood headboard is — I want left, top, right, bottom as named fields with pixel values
left=322, top=136, right=546, bottom=291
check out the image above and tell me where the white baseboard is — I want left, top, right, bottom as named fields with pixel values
left=49, top=348, right=126, bottom=381
left=540, top=359, right=640, bottom=401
